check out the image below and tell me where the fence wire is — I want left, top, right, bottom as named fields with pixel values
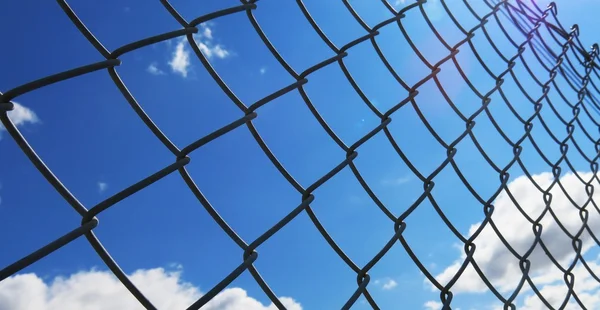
left=1, top=0, right=600, bottom=309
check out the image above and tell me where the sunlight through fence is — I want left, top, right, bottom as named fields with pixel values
left=2, top=0, right=600, bottom=309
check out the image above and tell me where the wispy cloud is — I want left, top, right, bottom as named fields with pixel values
left=394, top=0, right=405, bottom=7
left=0, top=102, right=39, bottom=139
left=193, top=23, right=231, bottom=60
left=97, top=182, right=108, bottom=193
left=0, top=266, right=303, bottom=309
left=147, top=62, right=165, bottom=75
left=381, top=175, right=411, bottom=187
left=197, top=42, right=229, bottom=59
left=201, top=25, right=212, bottom=39
left=260, top=67, right=266, bottom=75
left=382, top=279, right=398, bottom=290
left=168, top=41, right=190, bottom=78
left=166, top=23, right=230, bottom=78
left=423, top=300, right=443, bottom=310
left=374, top=278, right=398, bottom=291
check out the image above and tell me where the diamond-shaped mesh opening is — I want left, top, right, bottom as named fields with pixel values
left=2, top=0, right=600, bottom=309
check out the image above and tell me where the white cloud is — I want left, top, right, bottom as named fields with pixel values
left=146, top=63, right=164, bottom=75
left=424, top=300, right=443, bottom=310
left=382, top=279, right=398, bottom=290
left=166, top=24, right=230, bottom=78
left=7, top=103, right=38, bottom=127
left=0, top=102, right=39, bottom=139
left=394, top=0, right=405, bottom=7
left=431, top=171, right=600, bottom=309
left=197, top=42, right=230, bottom=60
left=0, top=267, right=302, bottom=310
left=202, top=25, right=212, bottom=40
left=193, top=23, right=230, bottom=60
left=480, top=259, right=600, bottom=309
left=97, top=182, right=107, bottom=193
left=260, top=67, right=266, bottom=75
left=168, top=41, right=190, bottom=78
left=374, top=278, right=398, bottom=291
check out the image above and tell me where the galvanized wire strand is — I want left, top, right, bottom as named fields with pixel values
left=2, top=0, right=600, bottom=309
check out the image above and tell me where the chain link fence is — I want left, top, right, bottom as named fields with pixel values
left=2, top=0, right=600, bottom=309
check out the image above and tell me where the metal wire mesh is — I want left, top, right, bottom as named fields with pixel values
left=2, top=0, right=600, bottom=309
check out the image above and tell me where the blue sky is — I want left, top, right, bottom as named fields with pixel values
left=2, top=0, right=600, bottom=309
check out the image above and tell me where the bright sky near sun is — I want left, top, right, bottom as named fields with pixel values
left=2, top=0, right=600, bottom=309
